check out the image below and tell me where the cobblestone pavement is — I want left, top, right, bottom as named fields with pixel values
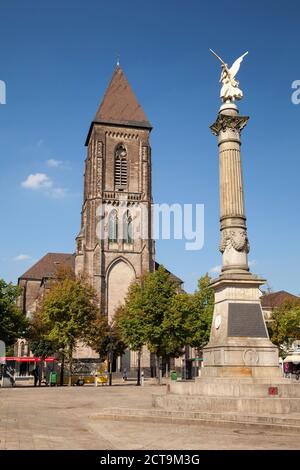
left=0, top=384, right=299, bottom=450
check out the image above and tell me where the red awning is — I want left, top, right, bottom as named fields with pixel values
left=0, top=357, right=56, bottom=362
left=18, top=357, right=39, bottom=362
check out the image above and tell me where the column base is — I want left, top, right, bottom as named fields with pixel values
left=200, top=364, right=282, bottom=379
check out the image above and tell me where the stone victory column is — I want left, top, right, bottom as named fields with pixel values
left=154, top=52, right=300, bottom=418
left=203, top=50, right=280, bottom=378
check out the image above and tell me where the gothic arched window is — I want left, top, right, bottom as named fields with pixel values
left=123, top=210, right=133, bottom=244
left=115, top=144, right=127, bottom=188
left=108, top=209, right=118, bottom=243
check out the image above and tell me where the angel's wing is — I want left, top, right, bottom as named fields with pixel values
left=229, top=52, right=248, bottom=79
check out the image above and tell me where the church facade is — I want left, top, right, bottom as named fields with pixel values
left=75, top=64, right=155, bottom=321
left=17, top=65, right=182, bottom=371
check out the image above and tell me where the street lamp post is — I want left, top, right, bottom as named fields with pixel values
left=108, top=350, right=113, bottom=386
left=136, top=350, right=141, bottom=386
left=59, top=348, right=65, bottom=386
left=108, top=325, right=113, bottom=386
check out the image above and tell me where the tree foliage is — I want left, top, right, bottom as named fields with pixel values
left=0, top=279, right=29, bottom=347
left=162, top=292, right=194, bottom=357
left=271, top=301, right=300, bottom=353
left=187, top=274, right=214, bottom=350
left=115, top=268, right=214, bottom=363
left=115, top=266, right=179, bottom=360
left=28, top=297, right=59, bottom=358
left=114, top=283, right=147, bottom=353
left=87, top=312, right=126, bottom=361
left=140, top=265, right=178, bottom=357
left=33, top=267, right=100, bottom=383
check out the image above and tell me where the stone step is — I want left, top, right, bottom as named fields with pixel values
left=92, top=407, right=300, bottom=433
left=168, top=380, right=300, bottom=398
left=154, top=393, right=300, bottom=414
left=195, top=376, right=298, bottom=384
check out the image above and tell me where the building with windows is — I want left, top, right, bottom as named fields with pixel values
left=260, top=290, right=300, bottom=327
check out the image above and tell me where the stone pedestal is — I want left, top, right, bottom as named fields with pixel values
left=203, top=274, right=280, bottom=378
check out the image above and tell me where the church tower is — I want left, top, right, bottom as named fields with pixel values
left=75, top=65, right=155, bottom=321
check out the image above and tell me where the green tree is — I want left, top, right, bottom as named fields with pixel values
left=162, top=293, right=194, bottom=357
left=116, top=266, right=179, bottom=382
left=88, top=312, right=126, bottom=363
left=114, top=283, right=148, bottom=385
left=0, top=279, right=29, bottom=348
left=103, top=321, right=126, bottom=386
left=39, top=269, right=100, bottom=385
left=163, top=275, right=214, bottom=377
left=115, top=270, right=215, bottom=382
left=140, top=266, right=177, bottom=378
left=187, top=274, right=214, bottom=354
left=28, top=303, right=58, bottom=356
left=116, top=283, right=146, bottom=351
left=271, top=301, right=300, bottom=355
left=27, top=311, right=59, bottom=385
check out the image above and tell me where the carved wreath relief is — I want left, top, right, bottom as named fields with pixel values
left=219, top=229, right=250, bottom=254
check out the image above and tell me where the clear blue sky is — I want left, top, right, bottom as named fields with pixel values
left=0, top=0, right=299, bottom=294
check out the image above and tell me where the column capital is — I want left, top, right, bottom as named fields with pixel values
left=210, top=114, right=249, bottom=136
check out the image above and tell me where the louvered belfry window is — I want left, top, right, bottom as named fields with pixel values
left=115, top=144, right=127, bottom=188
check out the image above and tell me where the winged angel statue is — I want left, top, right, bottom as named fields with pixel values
left=210, top=49, right=248, bottom=102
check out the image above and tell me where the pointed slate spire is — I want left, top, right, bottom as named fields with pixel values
left=95, top=65, right=151, bottom=129
left=85, top=65, right=151, bottom=145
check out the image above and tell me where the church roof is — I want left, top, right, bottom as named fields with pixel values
left=85, top=65, right=151, bottom=145
left=18, top=253, right=183, bottom=290
left=19, top=253, right=75, bottom=281
left=155, top=262, right=183, bottom=287
left=260, top=290, right=300, bottom=308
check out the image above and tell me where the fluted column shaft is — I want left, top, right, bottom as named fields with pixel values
left=211, top=104, right=250, bottom=274
left=219, top=144, right=245, bottom=218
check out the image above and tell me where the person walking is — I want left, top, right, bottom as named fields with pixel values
left=122, top=367, right=128, bottom=382
left=32, top=367, right=39, bottom=387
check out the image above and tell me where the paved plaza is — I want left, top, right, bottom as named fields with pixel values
left=0, top=384, right=300, bottom=450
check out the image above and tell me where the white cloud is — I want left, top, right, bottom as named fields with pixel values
left=21, top=173, right=53, bottom=190
left=46, top=159, right=63, bottom=168
left=209, top=265, right=222, bottom=274
left=20, top=140, right=69, bottom=198
left=13, top=254, right=31, bottom=261
left=21, top=173, right=68, bottom=199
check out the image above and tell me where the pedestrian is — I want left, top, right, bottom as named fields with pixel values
left=32, top=367, right=39, bottom=387
left=122, top=367, right=128, bottom=382
left=8, top=367, right=15, bottom=387
left=3, top=365, right=15, bottom=387
left=283, top=361, right=290, bottom=378
left=94, top=370, right=98, bottom=387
